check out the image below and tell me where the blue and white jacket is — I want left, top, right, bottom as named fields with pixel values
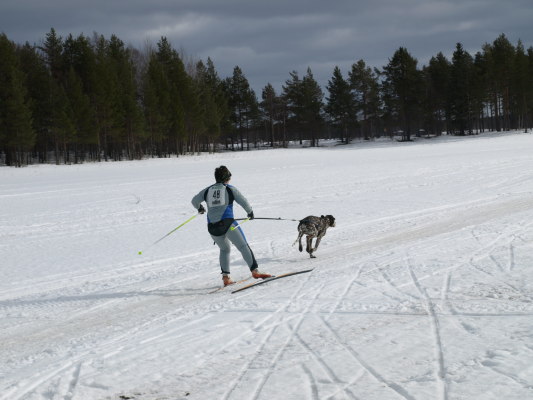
left=191, top=183, right=253, bottom=224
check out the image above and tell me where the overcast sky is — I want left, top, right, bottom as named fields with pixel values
left=2, top=0, right=532, bottom=94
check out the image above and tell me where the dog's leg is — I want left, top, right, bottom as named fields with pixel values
left=313, top=234, right=323, bottom=251
left=307, top=236, right=316, bottom=258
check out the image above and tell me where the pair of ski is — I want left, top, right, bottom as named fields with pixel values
left=209, top=269, right=314, bottom=294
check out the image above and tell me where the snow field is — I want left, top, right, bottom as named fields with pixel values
left=1, top=132, right=533, bottom=399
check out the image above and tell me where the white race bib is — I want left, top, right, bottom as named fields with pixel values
left=207, top=186, right=226, bottom=207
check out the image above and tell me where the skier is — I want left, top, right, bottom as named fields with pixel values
left=191, top=166, right=271, bottom=286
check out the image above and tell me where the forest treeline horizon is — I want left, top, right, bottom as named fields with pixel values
left=0, top=29, right=532, bottom=166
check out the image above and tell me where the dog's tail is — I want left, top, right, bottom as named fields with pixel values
left=292, top=232, right=303, bottom=252
left=292, top=221, right=303, bottom=247
left=293, top=227, right=304, bottom=251
left=292, top=233, right=300, bottom=247
left=294, top=232, right=304, bottom=252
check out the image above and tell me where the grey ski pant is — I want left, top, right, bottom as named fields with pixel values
left=211, top=225, right=257, bottom=275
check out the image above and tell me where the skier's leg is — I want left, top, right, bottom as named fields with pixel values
left=227, top=223, right=271, bottom=278
left=226, top=224, right=258, bottom=270
left=211, top=234, right=232, bottom=275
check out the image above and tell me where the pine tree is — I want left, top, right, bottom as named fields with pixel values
left=349, top=60, right=381, bottom=140
left=225, top=66, right=258, bottom=150
left=282, top=71, right=303, bottom=143
left=195, top=60, right=219, bottom=152
left=483, top=35, right=516, bottom=131
left=326, top=66, right=355, bottom=143
left=142, top=49, right=169, bottom=157
left=179, top=63, right=202, bottom=155
left=160, top=37, right=195, bottom=155
left=38, top=28, right=77, bottom=163
left=260, top=83, right=278, bottom=147
left=141, top=37, right=190, bottom=156
left=0, top=34, right=35, bottom=166
left=491, top=34, right=515, bottom=131
left=206, top=57, right=230, bottom=149
left=425, top=53, right=451, bottom=135
left=469, top=52, right=488, bottom=133
left=49, top=78, right=75, bottom=164
left=301, top=68, right=324, bottom=147
left=59, top=33, right=100, bottom=161
left=106, top=35, right=145, bottom=159
left=64, top=67, right=95, bottom=162
left=513, top=40, right=530, bottom=131
left=381, top=47, right=422, bottom=141
left=527, top=47, right=533, bottom=131
left=449, top=43, right=474, bottom=135
left=93, top=34, right=122, bottom=160
left=40, top=28, right=64, bottom=82
left=18, top=42, right=54, bottom=162
left=282, top=68, right=324, bottom=146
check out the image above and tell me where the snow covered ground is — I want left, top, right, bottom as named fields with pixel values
left=1, top=132, right=533, bottom=400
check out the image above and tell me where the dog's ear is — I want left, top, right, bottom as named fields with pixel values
left=321, top=215, right=325, bottom=219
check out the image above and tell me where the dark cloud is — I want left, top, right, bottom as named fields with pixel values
left=2, top=0, right=532, bottom=94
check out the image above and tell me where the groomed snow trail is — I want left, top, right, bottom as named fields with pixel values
left=1, top=133, right=532, bottom=399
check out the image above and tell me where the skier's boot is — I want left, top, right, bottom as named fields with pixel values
left=222, top=274, right=234, bottom=286
left=251, top=269, right=272, bottom=279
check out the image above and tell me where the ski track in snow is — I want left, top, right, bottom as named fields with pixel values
left=1, top=133, right=533, bottom=399
left=405, top=258, right=447, bottom=400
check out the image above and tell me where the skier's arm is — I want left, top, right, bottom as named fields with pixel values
left=191, top=189, right=207, bottom=210
left=229, top=186, right=253, bottom=215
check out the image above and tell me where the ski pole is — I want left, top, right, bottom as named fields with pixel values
left=235, top=217, right=300, bottom=222
left=230, top=217, right=250, bottom=231
left=231, top=216, right=300, bottom=231
left=138, top=213, right=198, bottom=255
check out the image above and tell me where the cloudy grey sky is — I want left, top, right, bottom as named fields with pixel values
left=2, top=0, right=532, bottom=94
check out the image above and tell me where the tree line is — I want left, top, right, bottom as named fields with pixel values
left=1, top=30, right=532, bottom=166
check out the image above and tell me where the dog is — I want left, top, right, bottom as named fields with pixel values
left=294, top=215, right=336, bottom=258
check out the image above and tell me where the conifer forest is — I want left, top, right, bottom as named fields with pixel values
left=0, top=29, right=532, bottom=166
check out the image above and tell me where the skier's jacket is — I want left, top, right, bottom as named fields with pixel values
left=191, top=183, right=253, bottom=236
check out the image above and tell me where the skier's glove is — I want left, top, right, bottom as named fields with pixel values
left=247, top=211, right=254, bottom=220
left=198, top=205, right=206, bottom=214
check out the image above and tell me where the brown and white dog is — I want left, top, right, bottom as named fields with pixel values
left=294, top=215, right=336, bottom=258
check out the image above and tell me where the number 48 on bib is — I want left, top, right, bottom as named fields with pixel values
left=207, top=186, right=226, bottom=207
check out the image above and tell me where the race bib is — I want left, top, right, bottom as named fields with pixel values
left=207, top=186, right=226, bottom=207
